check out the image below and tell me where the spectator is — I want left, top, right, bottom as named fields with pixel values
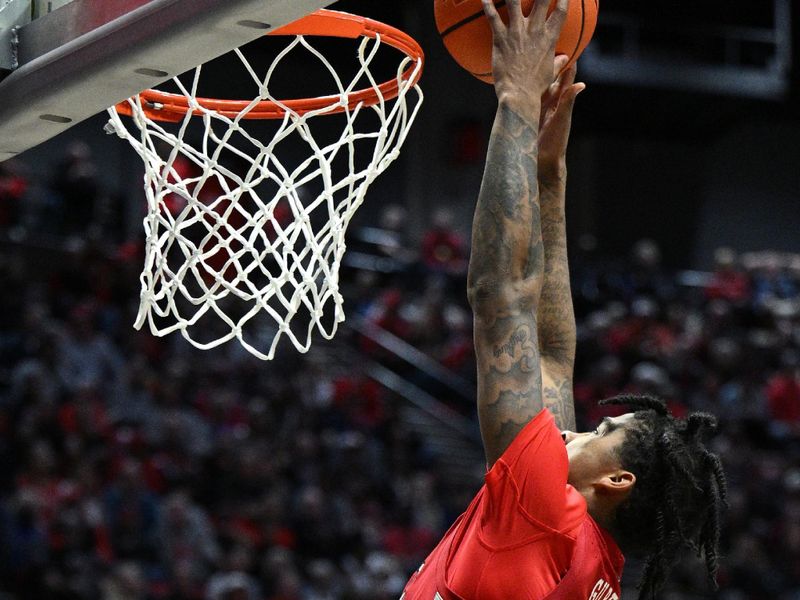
left=765, top=350, right=800, bottom=426
left=101, top=562, right=147, bottom=600
left=706, top=246, right=750, bottom=303
left=420, top=208, right=467, bottom=276
left=56, top=302, right=125, bottom=396
left=0, top=159, right=28, bottom=230
left=103, top=460, right=159, bottom=562
left=205, top=571, right=260, bottom=600
left=158, top=491, right=220, bottom=585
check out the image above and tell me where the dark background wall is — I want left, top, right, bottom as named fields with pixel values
left=9, top=0, right=800, bottom=269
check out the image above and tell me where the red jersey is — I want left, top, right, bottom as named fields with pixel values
left=402, top=410, right=624, bottom=600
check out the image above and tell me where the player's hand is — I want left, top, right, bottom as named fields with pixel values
left=538, top=59, right=585, bottom=183
left=482, top=0, right=569, bottom=115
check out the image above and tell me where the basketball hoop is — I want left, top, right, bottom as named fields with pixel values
left=106, top=9, right=424, bottom=360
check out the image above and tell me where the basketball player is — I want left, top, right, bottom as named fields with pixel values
left=401, top=0, right=727, bottom=598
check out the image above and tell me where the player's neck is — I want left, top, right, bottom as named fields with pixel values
left=586, top=496, right=633, bottom=555
left=585, top=493, right=617, bottom=533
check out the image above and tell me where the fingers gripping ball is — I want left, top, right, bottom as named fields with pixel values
left=435, top=0, right=598, bottom=84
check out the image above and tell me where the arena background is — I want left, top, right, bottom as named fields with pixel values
left=0, top=0, right=799, bottom=598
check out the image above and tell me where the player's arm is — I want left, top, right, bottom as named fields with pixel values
left=536, top=65, right=585, bottom=431
left=467, top=0, right=568, bottom=467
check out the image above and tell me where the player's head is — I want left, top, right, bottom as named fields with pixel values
left=562, top=412, right=638, bottom=504
left=564, top=394, right=728, bottom=599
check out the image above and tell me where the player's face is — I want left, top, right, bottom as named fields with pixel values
left=561, top=413, right=637, bottom=489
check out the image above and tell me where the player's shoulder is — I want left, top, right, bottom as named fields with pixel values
left=490, top=408, right=563, bottom=469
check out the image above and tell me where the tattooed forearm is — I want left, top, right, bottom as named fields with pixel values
left=493, top=327, right=531, bottom=359
left=468, top=100, right=547, bottom=466
left=538, top=181, right=576, bottom=362
left=476, top=319, right=544, bottom=465
left=543, top=371, right=576, bottom=431
left=468, top=103, right=544, bottom=310
left=538, top=179, right=577, bottom=431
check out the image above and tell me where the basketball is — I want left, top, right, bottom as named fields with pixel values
left=434, top=0, right=598, bottom=83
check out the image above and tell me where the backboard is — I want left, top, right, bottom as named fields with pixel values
left=0, top=0, right=336, bottom=161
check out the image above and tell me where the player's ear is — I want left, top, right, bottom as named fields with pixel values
left=594, top=470, right=636, bottom=497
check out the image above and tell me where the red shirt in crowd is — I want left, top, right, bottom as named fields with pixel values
left=766, top=374, right=800, bottom=423
left=401, top=410, right=624, bottom=600
left=705, top=270, right=750, bottom=303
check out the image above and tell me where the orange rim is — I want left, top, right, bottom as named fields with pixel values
left=115, top=9, right=424, bottom=123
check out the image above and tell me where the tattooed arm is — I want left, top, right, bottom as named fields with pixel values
left=538, top=179, right=576, bottom=431
left=469, top=102, right=545, bottom=468
left=468, top=0, right=568, bottom=467
left=536, top=65, right=585, bottom=431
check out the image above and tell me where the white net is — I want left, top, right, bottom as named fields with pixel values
left=106, top=26, right=423, bottom=360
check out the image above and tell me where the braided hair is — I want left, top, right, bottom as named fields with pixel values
left=599, top=394, right=728, bottom=599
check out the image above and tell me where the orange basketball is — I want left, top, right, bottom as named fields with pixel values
left=434, top=0, right=598, bottom=84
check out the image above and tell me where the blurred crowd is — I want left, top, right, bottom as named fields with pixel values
left=0, top=153, right=799, bottom=600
